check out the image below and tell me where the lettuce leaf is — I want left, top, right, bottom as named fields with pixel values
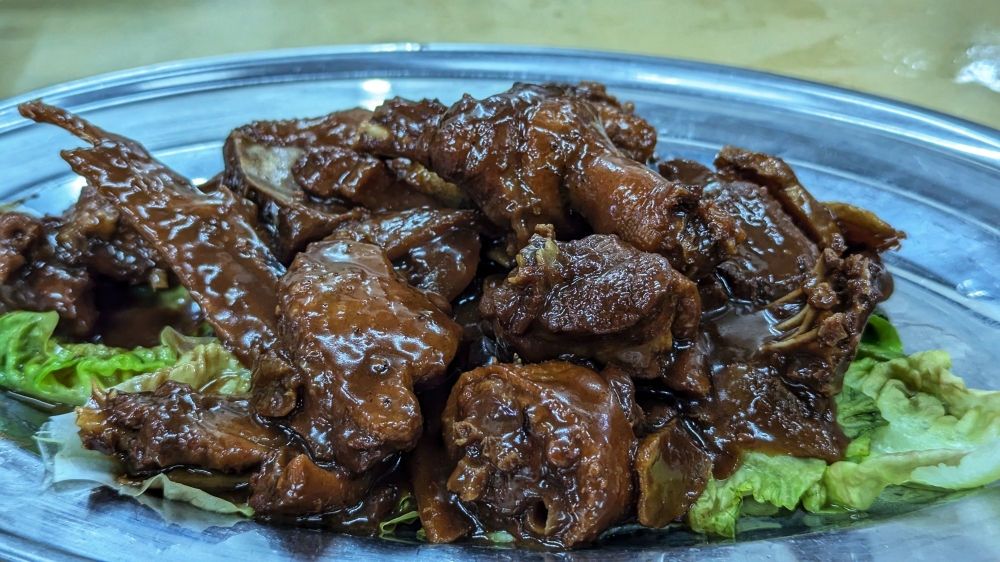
left=0, top=311, right=177, bottom=405
left=855, top=312, right=905, bottom=362
left=112, top=329, right=251, bottom=395
left=688, top=452, right=827, bottom=537
left=824, top=351, right=1000, bottom=509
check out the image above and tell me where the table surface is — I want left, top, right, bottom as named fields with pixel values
left=1, top=0, right=998, bottom=128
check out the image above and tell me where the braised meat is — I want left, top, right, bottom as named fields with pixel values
left=480, top=227, right=703, bottom=390
left=77, top=381, right=291, bottom=475
left=385, top=158, right=472, bottom=209
left=442, top=361, right=636, bottom=548
left=0, top=184, right=171, bottom=338
left=629, top=151, right=895, bottom=483
left=634, top=419, right=712, bottom=528
left=19, top=101, right=286, bottom=366
left=764, top=239, right=893, bottom=394
left=291, top=148, right=438, bottom=211
left=278, top=239, right=462, bottom=473
left=357, top=91, right=585, bottom=242
left=231, top=108, right=373, bottom=148
left=823, top=201, right=905, bottom=253
left=564, top=81, right=658, bottom=163
left=330, top=207, right=485, bottom=302
left=599, top=363, right=644, bottom=431
left=0, top=212, right=46, bottom=285
left=0, top=211, right=96, bottom=337
left=56, top=185, right=169, bottom=286
left=711, top=178, right=819, bottom=304
left=222, top=109, right=451, bottom=263
left=248, top=448, right=376, bottom=516
left=408, top=387, right=476, bottom=543
left=714, top=145, right=842, bottom=249
left=222, top=131, right=365, bottom=264
left=358, top=84, right=742, bottom=277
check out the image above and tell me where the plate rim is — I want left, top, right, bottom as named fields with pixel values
left=1, top=43, right=999, bottom=155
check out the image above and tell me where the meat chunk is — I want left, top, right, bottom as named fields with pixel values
left=823, top=201, right=905, bottom=253
left=410, top=430, right=476, bottom=543
left=358, top=90, right=585, bottom=243
left=710, top=177, right=820, bottom=304
left=291, top=148, right=437, bottom=212
left=635, top=419, right=712, bottom=528
left=0, top=212, right=96, bottom=337
left=20, top=101, right=286, bottom=367
left=330, top=207, right=485, bottom=302
left=0, top=212, right=44, bottom=284
left=563, top=81, right=657, bottom=163
left=675, top=238, right=892, bottom=477
left=688, top=360, right=849, bottom=477
left=55, top=185, right=169, bottom=286
left=657, top=158, right=717, bottom=187
left=647, top=153, right=899, bottom=479
left=359, top=83, right=741, bottom=277
left=0, top=185, right=179, bottom=340
left=442, top=361, right=636, bottom=548
left=278, top=239, right=462, bottom=473
left=599, top=363, right=644, bottom=431
left=248, top=448, right=375, bottom=516
left=480, top=227, right=703, bottom=391
left=77, top=381, right=291, bottom=476
left=385, top=158, right=472, bottom=209
left=714, top=146, right=842, bottom=249
left=764, top=239, right=894, bottom=394
left=232, top=108, right=372, bottom=148
left=77, top=379, right=379, bottom=519
left=408, top=388, right=476, bottom=543
left=222, top=109, right=448, bottom=263
left=222, top=131, right=365, bottom=263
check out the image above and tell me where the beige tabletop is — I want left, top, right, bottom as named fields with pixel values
left=1, top=0, right=999, bottom=128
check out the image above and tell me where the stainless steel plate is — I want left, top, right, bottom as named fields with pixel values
left=1, top=44, right=999, bottom=561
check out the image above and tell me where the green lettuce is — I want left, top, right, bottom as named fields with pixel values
left=689, top=316, right=1000, bottom=537
left=855, top=312, right=905, bottom=362
left=824, top=351, right=1000, bottom=509
left=112, top=329, right=251, bottom=395
left=0, top=311, right=177, bottom=405
left=688, top=452, right=827, bottom=537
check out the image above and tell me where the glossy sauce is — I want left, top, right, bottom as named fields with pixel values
left=278, top=239, right=462, bottom=473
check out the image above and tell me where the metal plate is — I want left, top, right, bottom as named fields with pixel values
left=0, top=44, right=999, bottom=561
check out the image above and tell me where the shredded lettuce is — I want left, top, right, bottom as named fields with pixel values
left=486, top=531, right=516, bottom=544
left=689, top=315, right=1000, bottom=537
left=0, top=311, right=177, bottom=405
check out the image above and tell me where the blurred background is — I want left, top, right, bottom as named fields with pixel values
left=1, top=0, right=998, bottom=127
